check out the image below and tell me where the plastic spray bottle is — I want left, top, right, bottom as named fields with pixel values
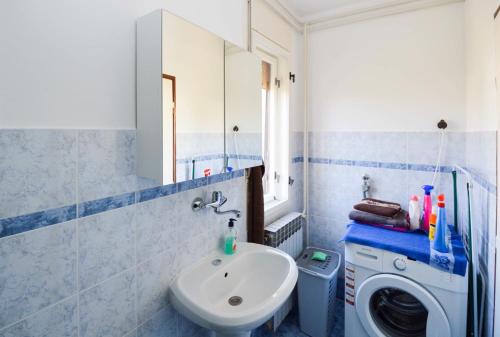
left=428, top=206, right=437, bottom=241
left=433, top=194, right=448, bottom=253
left=421, top=185, right=434, bottom=232
left=409, top=195, right=421, bottom=231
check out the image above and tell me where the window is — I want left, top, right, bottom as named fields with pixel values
left=255, top=40, right=289, bottom=210
left=261, top=59, right=274, bottom=200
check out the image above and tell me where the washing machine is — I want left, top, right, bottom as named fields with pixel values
left=345, top=242, right=468, bottom=337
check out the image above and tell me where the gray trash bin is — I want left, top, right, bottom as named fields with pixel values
left=297, top=247, right=341, bottom=337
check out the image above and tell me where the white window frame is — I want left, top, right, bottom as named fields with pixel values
left=253, top=32, right=290, bottom=214
left=259, top=53, right=278, bottom=204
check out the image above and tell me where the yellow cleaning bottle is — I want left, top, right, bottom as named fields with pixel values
left=428, top=206, right=437, bottom=241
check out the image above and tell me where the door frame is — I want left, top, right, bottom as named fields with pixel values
left=162, top=74, right=176, bottom=183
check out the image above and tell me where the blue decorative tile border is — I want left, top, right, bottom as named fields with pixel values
left=177, top=154, right=262, bottom=164
left=78, top=192, right=136, bottom=218
left=294, top=155, right=496, bottom=194
left=176, top=154, right=225, bottom=164
left=0, top=169, right=246, bottom=240
left=227, top=154, right=263, bottom=161
left=308, top=156, right=455, bottom=172
left=136, top=183, right=177, bottom=203
left=2, top=154, right=494, bottom=240
left=0, top=205, right=77, bottom=238
left=307, top=156, right=496, bottom=195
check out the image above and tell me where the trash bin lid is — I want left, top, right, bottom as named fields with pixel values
left=297, top=247, right=341, bottom=279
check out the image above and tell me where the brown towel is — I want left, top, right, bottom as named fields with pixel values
left=354, top=198, right=401, bottom=217
left=247, top=165, right=265, bottom=244
left=349, top=209, right=409, bottom=228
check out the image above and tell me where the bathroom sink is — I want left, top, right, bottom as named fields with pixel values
left=170, top=242, right=298, bottom=337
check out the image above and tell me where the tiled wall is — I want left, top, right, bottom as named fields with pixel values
left=176, top=132, right=225, bottom=181
left=0, top=128, right=304, bottom=337
left=0, top=129, right=248, bottom=337
left=2, top=127, right=492, bottom=335
left=290, top=131, right=305, bottom=213
left=462, top=131, right=497, bottom=337
left=175, top=132, right=263, bottom=181
left=226, top=132, right=263, bottom=171
left=306, top=131, right=497, bottom=320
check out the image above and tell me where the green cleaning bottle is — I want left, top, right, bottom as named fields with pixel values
left=224, top=218, right=237, bottom=255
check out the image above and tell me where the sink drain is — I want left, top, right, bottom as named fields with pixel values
left=228, top=296, right=243, bottom=306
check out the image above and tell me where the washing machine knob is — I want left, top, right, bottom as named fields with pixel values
left=393, top=257, right=407, bottom=271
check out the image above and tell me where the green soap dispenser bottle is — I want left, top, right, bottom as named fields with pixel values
left=224, top=218, right=237, bottom=255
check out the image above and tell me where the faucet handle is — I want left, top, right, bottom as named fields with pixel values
left=211, top=191, right=227, bottom=207
left=212, top=191, right=222, bottom=202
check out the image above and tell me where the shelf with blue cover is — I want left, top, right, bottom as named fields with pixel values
left=343, top=222, right=467, bottom=276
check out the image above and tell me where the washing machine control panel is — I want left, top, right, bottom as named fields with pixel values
left=393, top=257, right=407, bottom=271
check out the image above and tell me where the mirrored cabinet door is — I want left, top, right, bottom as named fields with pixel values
left=137, top=10, right=224, bottom=185
left=137, top=10, right=263, bottom=186
left=224, top=42, right=263, bottom=171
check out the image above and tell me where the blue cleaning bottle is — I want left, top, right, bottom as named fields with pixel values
left=433, top=194, right=448, bottom=253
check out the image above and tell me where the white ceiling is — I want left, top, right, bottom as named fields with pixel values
left=271, top=0, right=462, bottom=30
left=281, top=0, right=373, bottom=17
left=276, top=0, right=414, bottom=22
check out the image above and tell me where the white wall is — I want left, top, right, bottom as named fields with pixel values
left=225, top=47, right=262, bottom=133
left=308, top=3, right=466, bottom=132
left=252, top=0, right=293, bottom=52
left=291, top=32, right=305, bottom=133
left=465, top=0, right=498, bottom=131
left=0, top=0, right=247, bottom=129
left=163, top=11, right=224, bottom=134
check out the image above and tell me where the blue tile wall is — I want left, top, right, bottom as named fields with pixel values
left=464, top=131, right=497, bottom=337
left=137, top=305, right=178, bottom=337
left=78, top=130, right=137, bottom=203
left=290, top=131, right=305, bottom=213
left=307, top=130, right=497, bottom=337
left=0, top=204, right=77, bottom=238
left=0, top=128, right=254, bottom=337
left=136, top=249, right=176, bottom=324
left=0, top=130, right=77, bottom=219
left=0, top=296, right=78, bottom=337
left=3, top=127, right=492, bottom=336
left=78, top=206, right=136, bottom=290
left=79, top=269, right=137, bottom=337
left=175, top=132, right=264, bottom=181
left=0, top=221, right=77, bottom=328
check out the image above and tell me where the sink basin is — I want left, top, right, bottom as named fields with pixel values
left=170, top=242, right=298, bottom=337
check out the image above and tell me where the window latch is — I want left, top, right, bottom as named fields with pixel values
left=274, top=171, right=280, bottom=183
left=275, top=78, right=281, bottom=88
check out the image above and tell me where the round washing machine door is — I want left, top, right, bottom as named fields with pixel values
left=356, top=274, right=450, bottom=337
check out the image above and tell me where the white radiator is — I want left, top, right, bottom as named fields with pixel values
left=264, top=212, right=304, bottom=331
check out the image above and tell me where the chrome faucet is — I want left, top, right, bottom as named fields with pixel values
left=214, top=208, right=241, bottom=218
left=191, top=191, right=241, bottom=218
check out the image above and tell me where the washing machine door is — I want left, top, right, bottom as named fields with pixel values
left=356, top=274, right=450, bottom=337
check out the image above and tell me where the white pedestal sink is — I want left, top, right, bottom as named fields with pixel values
left=170, top=242, right=298, bottom=337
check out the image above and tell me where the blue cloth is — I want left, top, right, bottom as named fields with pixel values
left=343, top=223, right=467, bottom=276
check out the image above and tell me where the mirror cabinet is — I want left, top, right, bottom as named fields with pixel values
left=137, top=10, right=263, bottom=185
